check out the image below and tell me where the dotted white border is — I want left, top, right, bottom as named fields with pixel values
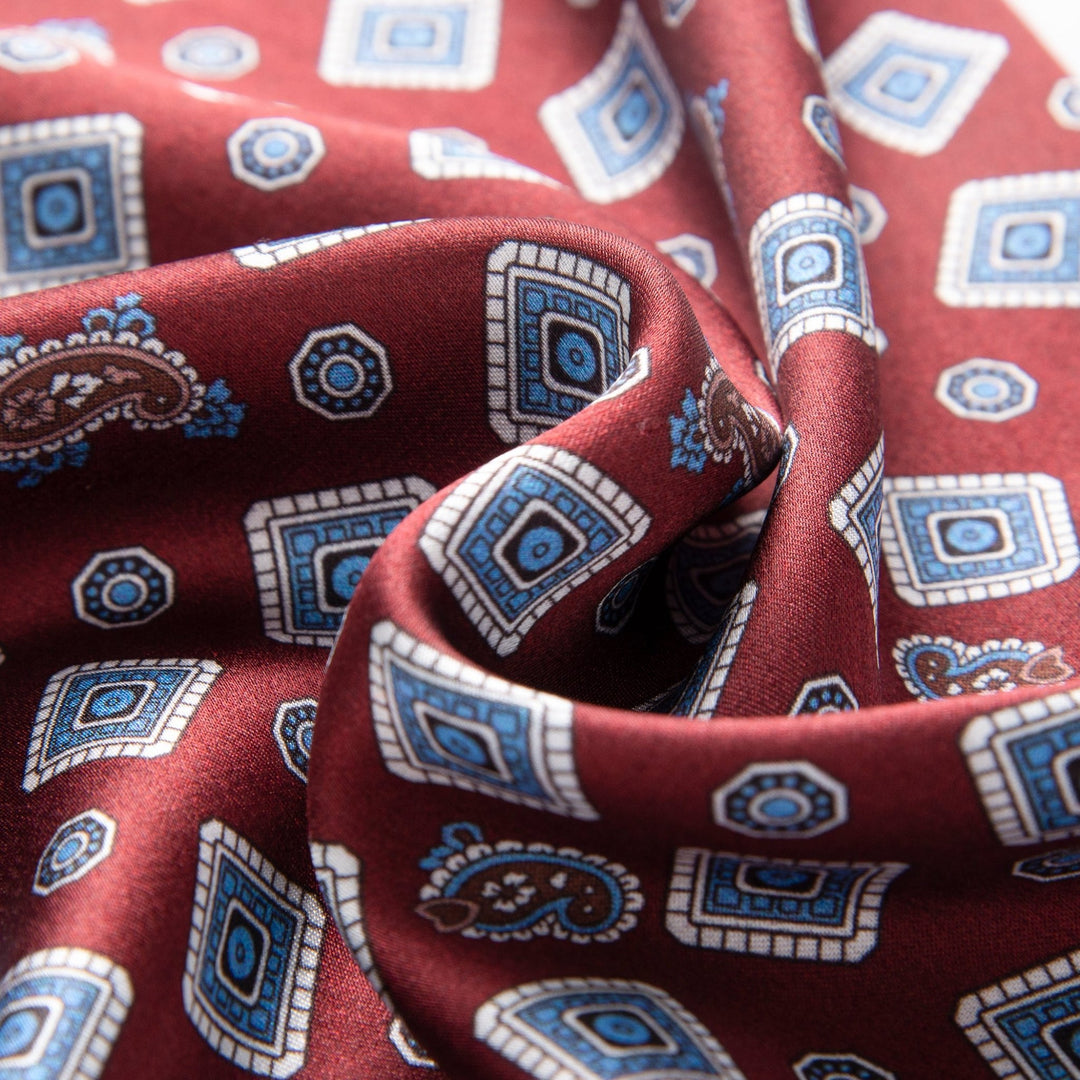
left=665, top=848, right=906, bottom=963
left=748, top=193, right=876, bottom=377
left=244, top=476, right=435, bottom=646
left=288, top=322, right=392, bottom=419
left=71, top=545, right=176, bottom=630
left=32, top=808, right=117, bottom=895
left=161, top=26, right=259, bottom=80
left=828, top=434, right=884, bottom=633
left=711, top=761, right=848, bottom=840
left=273, top=698, right=316, bottom=784
left=936, top=170, right=1080, bottom=308
left=474, top=976, right=746, bottom=1080
left=539, top=1, right=684, bottom=204
left=485, top=239, right=632, bottom=444
left=678, top=579, right=758, bottom=718
left=789, top=674, right=859, bottom=714
left=318, top=0, right=501, bottom=90
left=961, top=686, right=1080, bottom=846
left=934, top=358, right=1037, bottom=422
left=824, top=11, right=1007, bottom=156
left=0, top=113, right=147, bottom=297
left=226, top=117, right=325, bottom=192
left=793, top=1052, right=896, bottom=1080
left=23, top=657, right=222, bottom=793
left=369, top=619, right=598, bottom=818
left=184, top=819, right=324, bottom=1078
left=420, top=442, right=650, bottom=655
left=232, top=221, right=425, bottom=270
left=880, top=472, right=1079, bottom=607
left=956, top=947, right=1080, bottom=1077
left=0, top=946, right=133, bottom=1079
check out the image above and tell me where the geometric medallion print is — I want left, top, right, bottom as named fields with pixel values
left=409, top=128, right=559, bottom=185
left=666, top=510, right=765, bottom=645
left=880, top=472, right=1079, bottom=607
left=849, top=185, right=888, bottom=245
left=183, top=819, right=324, bottom=1078
left=1013, top=848, right=1080, bottom=883
left=539, top=1, right=684, bottom=204
left=485, top=240, right=631, bottom=444
left=937, top=170, right=1080, bottom=308
left=802, top=95, right=845, bottom=168
left=961, top=686, right=1080, bottom=846
left=656, top=234, right=718, bottom=288
left=318, top=0, right=502, bottom=90
left=935, top=358, right=1038, bottom=422
left=32, top=808, right=117, bottom=895
left=711, top=761, right=848, bottom=840
left=273, top=698, right=316, bottom=783
left=308, top=840, right=435, bottom=1067
left=0, top=113, right=147, bottom=297
left=474, top=977, right=746, bottom=1080
left=22, top=657, right=222, bottom=793
left=161, top=26, right=260, bottom=80
left=227, top=118, right=325, bottom=192
left=71, top=545, right=175, bottom=629
left=824, top=11, right=1007, bottom=156
left=793, top=1052, right=896, bottom=1080
left=956, top=948, right=1080, bottom=1079
left=595, top=557, right=655, bottom=635
left=665, top=848, right=906, bottom=962
left=1049, top=77, right=1080, bottom=132
left=369, top=620, right=599, bottom=818
left=748, top=193, right=876, bottom=377
left=232, top=221, right=423, bottom=271
left=674, top=579, right=758, bottom=718
left=0, top=946, right=133, bottom=1080
left=244, top=476, right=435, bottom=646
left=0, top=25, right=79, bottom=75
left=288, top=323, right=392, bottom=419
left=829, top=435, right=884, bottom=629
left=789, top=675, right=859, bottom=715
left=419, top=443, right=650, bottom=655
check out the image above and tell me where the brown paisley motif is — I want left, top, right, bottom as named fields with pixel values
left=0, top=343, right=197, bottom=454
left=699, top=359, right=779, bottom=482
left=416, top=856, right=616, bottom=934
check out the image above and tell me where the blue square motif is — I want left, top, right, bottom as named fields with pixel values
left=475, top=978, right=743, bottom=1080
left=513, top=276, right=623, bottom=421
left=515, top=990, right=717, bottom=1079
left=457, top=464, right=623, bottom=624
left=0, top=114, right=146, bottom=296
left=199, top=853, right=298, bottom=1050
left=999, top=713, right=1080, bottom=838
left=966, top=198, right=1080, bottom=285
left=318, top=0, right=500, bottom=90
left=538, top=1, right=684, bottom=203
left=245, top=477, right=434, bottom=646
left=748, top=194, right=875, bottom=375
left=23, top=658, right=222, bottom=793
left=356, top=7, right=467, bottom=67
left=184, top=821, right=324, bottom=1076
left=840, top=43, right=968, bottom=130
left=0, top=972, right=104, bottom=1076
left=386, top=656, right=547, bottom=800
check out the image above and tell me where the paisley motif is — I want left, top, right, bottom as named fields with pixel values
left=893, top=635, right=1074, bottom=701
left=0, top=293, right=202, bottom=458
left=699, top=355, right=780, bottom=487
left=415, top=822, right=642, bottom=943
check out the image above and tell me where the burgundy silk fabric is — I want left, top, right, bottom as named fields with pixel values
left=3, top=0, right=1080, bottom=1077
